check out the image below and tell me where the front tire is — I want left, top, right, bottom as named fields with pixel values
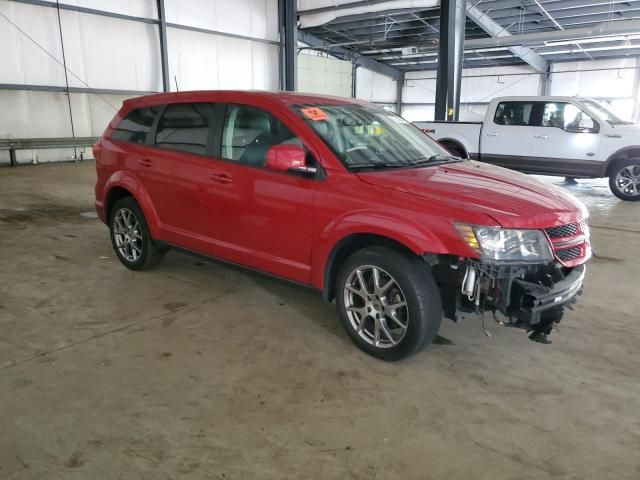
left=335, top=247, right=442, bottom=361
left=109, top=197, right=164, bottom=270
left=609, top=158, right=640, bottom=201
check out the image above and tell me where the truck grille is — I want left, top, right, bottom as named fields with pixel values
left=545, top=221, right=590, bottom=267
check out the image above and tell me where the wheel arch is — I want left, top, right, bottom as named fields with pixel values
left=438, top=138, right=469, bottom=159
left=103, top=172, right=162, bottom=237
left=604, top=146, right=640, bottom=176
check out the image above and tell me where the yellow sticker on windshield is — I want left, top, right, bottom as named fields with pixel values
left=301, top=107, right=329, bottom=121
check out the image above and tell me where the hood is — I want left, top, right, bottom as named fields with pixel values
left=356, top=161, right=587, bottom=228
left=607, top=123, right=640, bottom=136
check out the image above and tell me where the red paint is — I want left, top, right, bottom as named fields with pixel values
left=94, top=91, right=590, bottom=291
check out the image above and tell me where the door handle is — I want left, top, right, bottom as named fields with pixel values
left=486, top=132, right=499, bottom=137
left=138, top=158, right=153, bottom=167
left=209, top=172, right=232, bottom=184
left=534, top=135, right=548, bottom=139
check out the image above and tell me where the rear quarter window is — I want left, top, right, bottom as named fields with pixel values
left=111, top=106, right=162, bottom=144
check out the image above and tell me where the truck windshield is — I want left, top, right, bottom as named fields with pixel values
left=579, top=100, right=631, bottom=126
left=292, top=104, right=455, bottom=170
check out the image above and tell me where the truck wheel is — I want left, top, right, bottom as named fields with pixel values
left=109, top=197, right=165, bottom=270
left=335, top=246, right=442, bottom=361
left=609, top=158, right=640, bottom=201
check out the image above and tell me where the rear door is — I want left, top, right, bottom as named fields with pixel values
left=527, top=101, right=602, bottom=177
left=137, top=102, right=221, bottom=243
left=203, top=103, right=317, bottom=283
left=481, top=100, right=536, bottom=170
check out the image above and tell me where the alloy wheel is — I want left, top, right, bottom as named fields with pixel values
left=113, top=208, right=143, bottom=262
left=343, top=265, right=409, bottom=348
left=614, top=164, right=640, bottom=197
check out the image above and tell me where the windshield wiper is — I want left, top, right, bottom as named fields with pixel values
left=347, top=162, right=411, bottom=171
left=410, top=154, right=460, bottom=165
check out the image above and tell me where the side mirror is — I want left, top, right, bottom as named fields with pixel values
left=265, top=144, right=316, bottom=174
left=578, top=116, right=597, bottom=132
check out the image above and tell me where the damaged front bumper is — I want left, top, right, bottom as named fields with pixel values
left=509, top=264, right=585, bottom=323
left=432, top=256, right=587, bottom=342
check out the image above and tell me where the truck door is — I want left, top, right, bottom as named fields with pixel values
left=481, top=100, right=535, bottom=171
left=528, top=101, right=602, bottom=177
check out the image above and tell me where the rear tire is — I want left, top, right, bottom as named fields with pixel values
left=335, top=246, right=442, bottom=361
left=109, top=197, right=165, bottom=270
left=609, top=158, right=640, bottom=201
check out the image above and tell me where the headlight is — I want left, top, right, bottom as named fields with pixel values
left=455, top=224, right=553, bottom=263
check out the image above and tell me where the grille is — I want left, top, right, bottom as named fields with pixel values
left=546, top=223, right=578, bottom=238
left=557, top=247, right=582, bottom=262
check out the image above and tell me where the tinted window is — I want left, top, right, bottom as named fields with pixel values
left=542, top=102, right=597, bottom=132
left=494, top=102, right=534, bottom=126
left=154, top=103, right=216, bottom=155
left=221, top=104, right=301, bottom=167
left=111, top=106, right=161, bottom=143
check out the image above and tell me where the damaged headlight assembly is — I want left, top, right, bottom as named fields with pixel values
left=455, top=224, right=553, bottom=263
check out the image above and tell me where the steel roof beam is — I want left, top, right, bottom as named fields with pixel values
left=465, top=1, right=547, bottom=72
left=298, top=31, right=402, bottom=79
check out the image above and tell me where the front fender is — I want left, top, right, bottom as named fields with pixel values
left=103, top=171, right=162, bottom=238
left=311, top=209, right=451, bottom=291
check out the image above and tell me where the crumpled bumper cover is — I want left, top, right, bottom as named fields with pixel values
left=510, top=264, right=586, bottom=323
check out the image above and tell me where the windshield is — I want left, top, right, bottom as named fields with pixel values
left=579, top=100, right=631, bottom=125
left=292, top=103, right=454, bottom=170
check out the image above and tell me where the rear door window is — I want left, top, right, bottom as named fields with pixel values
left=154, top=103, right=216, bottom=155
left=111, top=106, right=161, bottom=143
left=493, top=102, right=534, bottom=126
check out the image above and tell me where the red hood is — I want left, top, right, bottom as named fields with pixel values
left=356, top=161, right=587, bottom=228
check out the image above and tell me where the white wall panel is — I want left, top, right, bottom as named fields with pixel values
left=167, top=28, right=279, bottom=91
left=60, top=11, right=162, bottom=91
left=165, top=0, right=278, bottom=41
left=549, top=59, right=636, bottom=99
left=402, top=105, right=434, bottom=122
left=356, top=68, right=397, bottom=103
left=60, top=0, right=157, bottom=18
left=0, top=2, right=66, bottom=86
left=298, top=54, right=352, bottom=97
left=461, top=65, right=540, bottom=102
left=403, top=71, right=436, bottom=104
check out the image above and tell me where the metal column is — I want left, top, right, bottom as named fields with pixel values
left=539, top=63, right=552, bottom=96
left=351, top=62, right=357, bottom=98
left=435, top=0, right=465, bottom=121
left=279, top=0, right=297, bottom=91
left=396, top=72, right=405, bottom=115
left=156, top=0, right=170, bottom=92
left=632, top=57, right=640, bottom=124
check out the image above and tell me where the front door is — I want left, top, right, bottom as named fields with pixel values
left=203, top=103, right=317, bottom=283
left=528, top=101, right=602, bottom=177
left=481, top=100, right=535, bottom=171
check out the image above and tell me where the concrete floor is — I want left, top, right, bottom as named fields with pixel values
left=1, top=161, right=639, bottom=480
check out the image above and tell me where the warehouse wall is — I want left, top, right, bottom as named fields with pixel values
left=401, top=65, right=542, bottom=122
left=298, top=53, right=353, bottom=98
left=399, top=60, right=640, bottom=123
left=0, top=0, right=278, bottom=165
left=356, top=67, right=398, bottom=111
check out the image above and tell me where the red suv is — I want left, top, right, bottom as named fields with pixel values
left=94, top=91, right=590, bottom=360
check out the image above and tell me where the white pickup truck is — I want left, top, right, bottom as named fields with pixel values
left=414, top=96, right=640, bottom=201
